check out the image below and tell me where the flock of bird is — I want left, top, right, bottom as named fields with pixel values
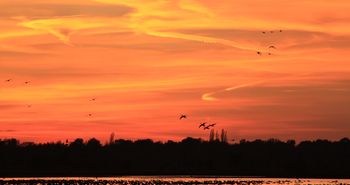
left=4, top=79, right=215, bottom=131
left=179, top=114, right=216, bottom=131
left=177, top=30, right=284, bottom=132
left=3, top=80, right=216, bottom=133
left=4, top=78, right=32, bottom=84
left=3, top=29, right=283, bottom=124
left=4, top=79, right=217, bottom=131
left=5, top=79, right=29, bottom=83
left=3, top=79, right=97, bottom=117
left=4, top=79, right=32, bottom=107
left=256, top=29, right=283, bottom=56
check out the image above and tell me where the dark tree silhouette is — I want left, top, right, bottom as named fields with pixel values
left=220, top=129, right=228, bottom=143
left=0, top=137, right=349, bottom=178
left=109, top=132, right=115, bottom=145
left=209, top=129, right=215, bottom=142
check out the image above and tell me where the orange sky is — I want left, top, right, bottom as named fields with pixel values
left=1, top=0, right=350, bottom=143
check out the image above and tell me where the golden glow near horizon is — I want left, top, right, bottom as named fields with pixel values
left=1, top=0, right=350, bottom=142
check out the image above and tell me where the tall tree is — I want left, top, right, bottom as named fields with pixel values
left=220, top=129, right=228, bottom=143
left=109, top=132, right=115, bottom=144
left=215, top=130, right=220, bottom=141
left=209, top=129, right=215, bottom=142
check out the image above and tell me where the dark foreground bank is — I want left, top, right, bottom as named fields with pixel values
left=1, top=177, right=349, bottom=185
left=0, top=137, right=350, bottom=178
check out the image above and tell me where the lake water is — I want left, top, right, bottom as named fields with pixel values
left=0, top=177, right=349, bottom=185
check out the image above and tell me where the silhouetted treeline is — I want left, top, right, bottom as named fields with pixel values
left=0, top=137, right=350, bottom=178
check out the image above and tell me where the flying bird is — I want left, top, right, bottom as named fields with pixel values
left=179, top=115, right=187, bottom=119
left=209, top=123, right=216, bottom=127
left=90, top=98, right=96, bottom=101
left=257, top=51, right=262, bottom=55
left=199, top=122, right=207, bottom=128
left=5, top=79, right=12, bottom=82
left=268, top=45, right=277, bottom=49
left=204, top=126, right=211, bottom=130
left=24, top=81, right=30, bottom=84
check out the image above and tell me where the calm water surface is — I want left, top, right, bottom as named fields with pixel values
left=0, top=177, right=349, bottom=185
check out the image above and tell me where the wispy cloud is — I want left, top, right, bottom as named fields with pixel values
left=0, top=129, right=16, bottom=132
left=0, top=1, right=133, bottom=19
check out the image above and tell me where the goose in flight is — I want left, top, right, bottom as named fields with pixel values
left=179, top=115, right=187, bottom=120
left=203, top=126, right=211, bottom=130
left=199, top=122, right=206, bottom=128
left=209, top=123, right=216, bottom=127
left=268, top=45, right=277, bottom=49
left=5, top=79, right=12, bottom=82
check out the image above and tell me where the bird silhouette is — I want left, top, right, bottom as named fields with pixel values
left=199, top=122, right=206, bottom=128
left=24, top=81, right=30, bottom=84
left=5, top=79, right=12, bottom=82
left=268, top=45, right=277, bottom=49
left=209, top=123, right=216, bottom=127
left=257, top=51, right=262, bottom=55
left=90, top=98, right=96, bottom=101
left=179, top=115, right=187, bottom=119
left=203, top=126, right=210, bottom=130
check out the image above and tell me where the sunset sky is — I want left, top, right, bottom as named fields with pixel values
left=1, top=0, right=350, bottom=142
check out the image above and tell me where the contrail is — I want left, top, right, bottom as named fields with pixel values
left=225, top=81, right=264, bottom=91
left=201, top=92, right=218, bottom=101
left=202, top=72, right=313, bottom=101
left=146, top=30, right=266, bottom=52
left=202, top=81, right=263, bottom=101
